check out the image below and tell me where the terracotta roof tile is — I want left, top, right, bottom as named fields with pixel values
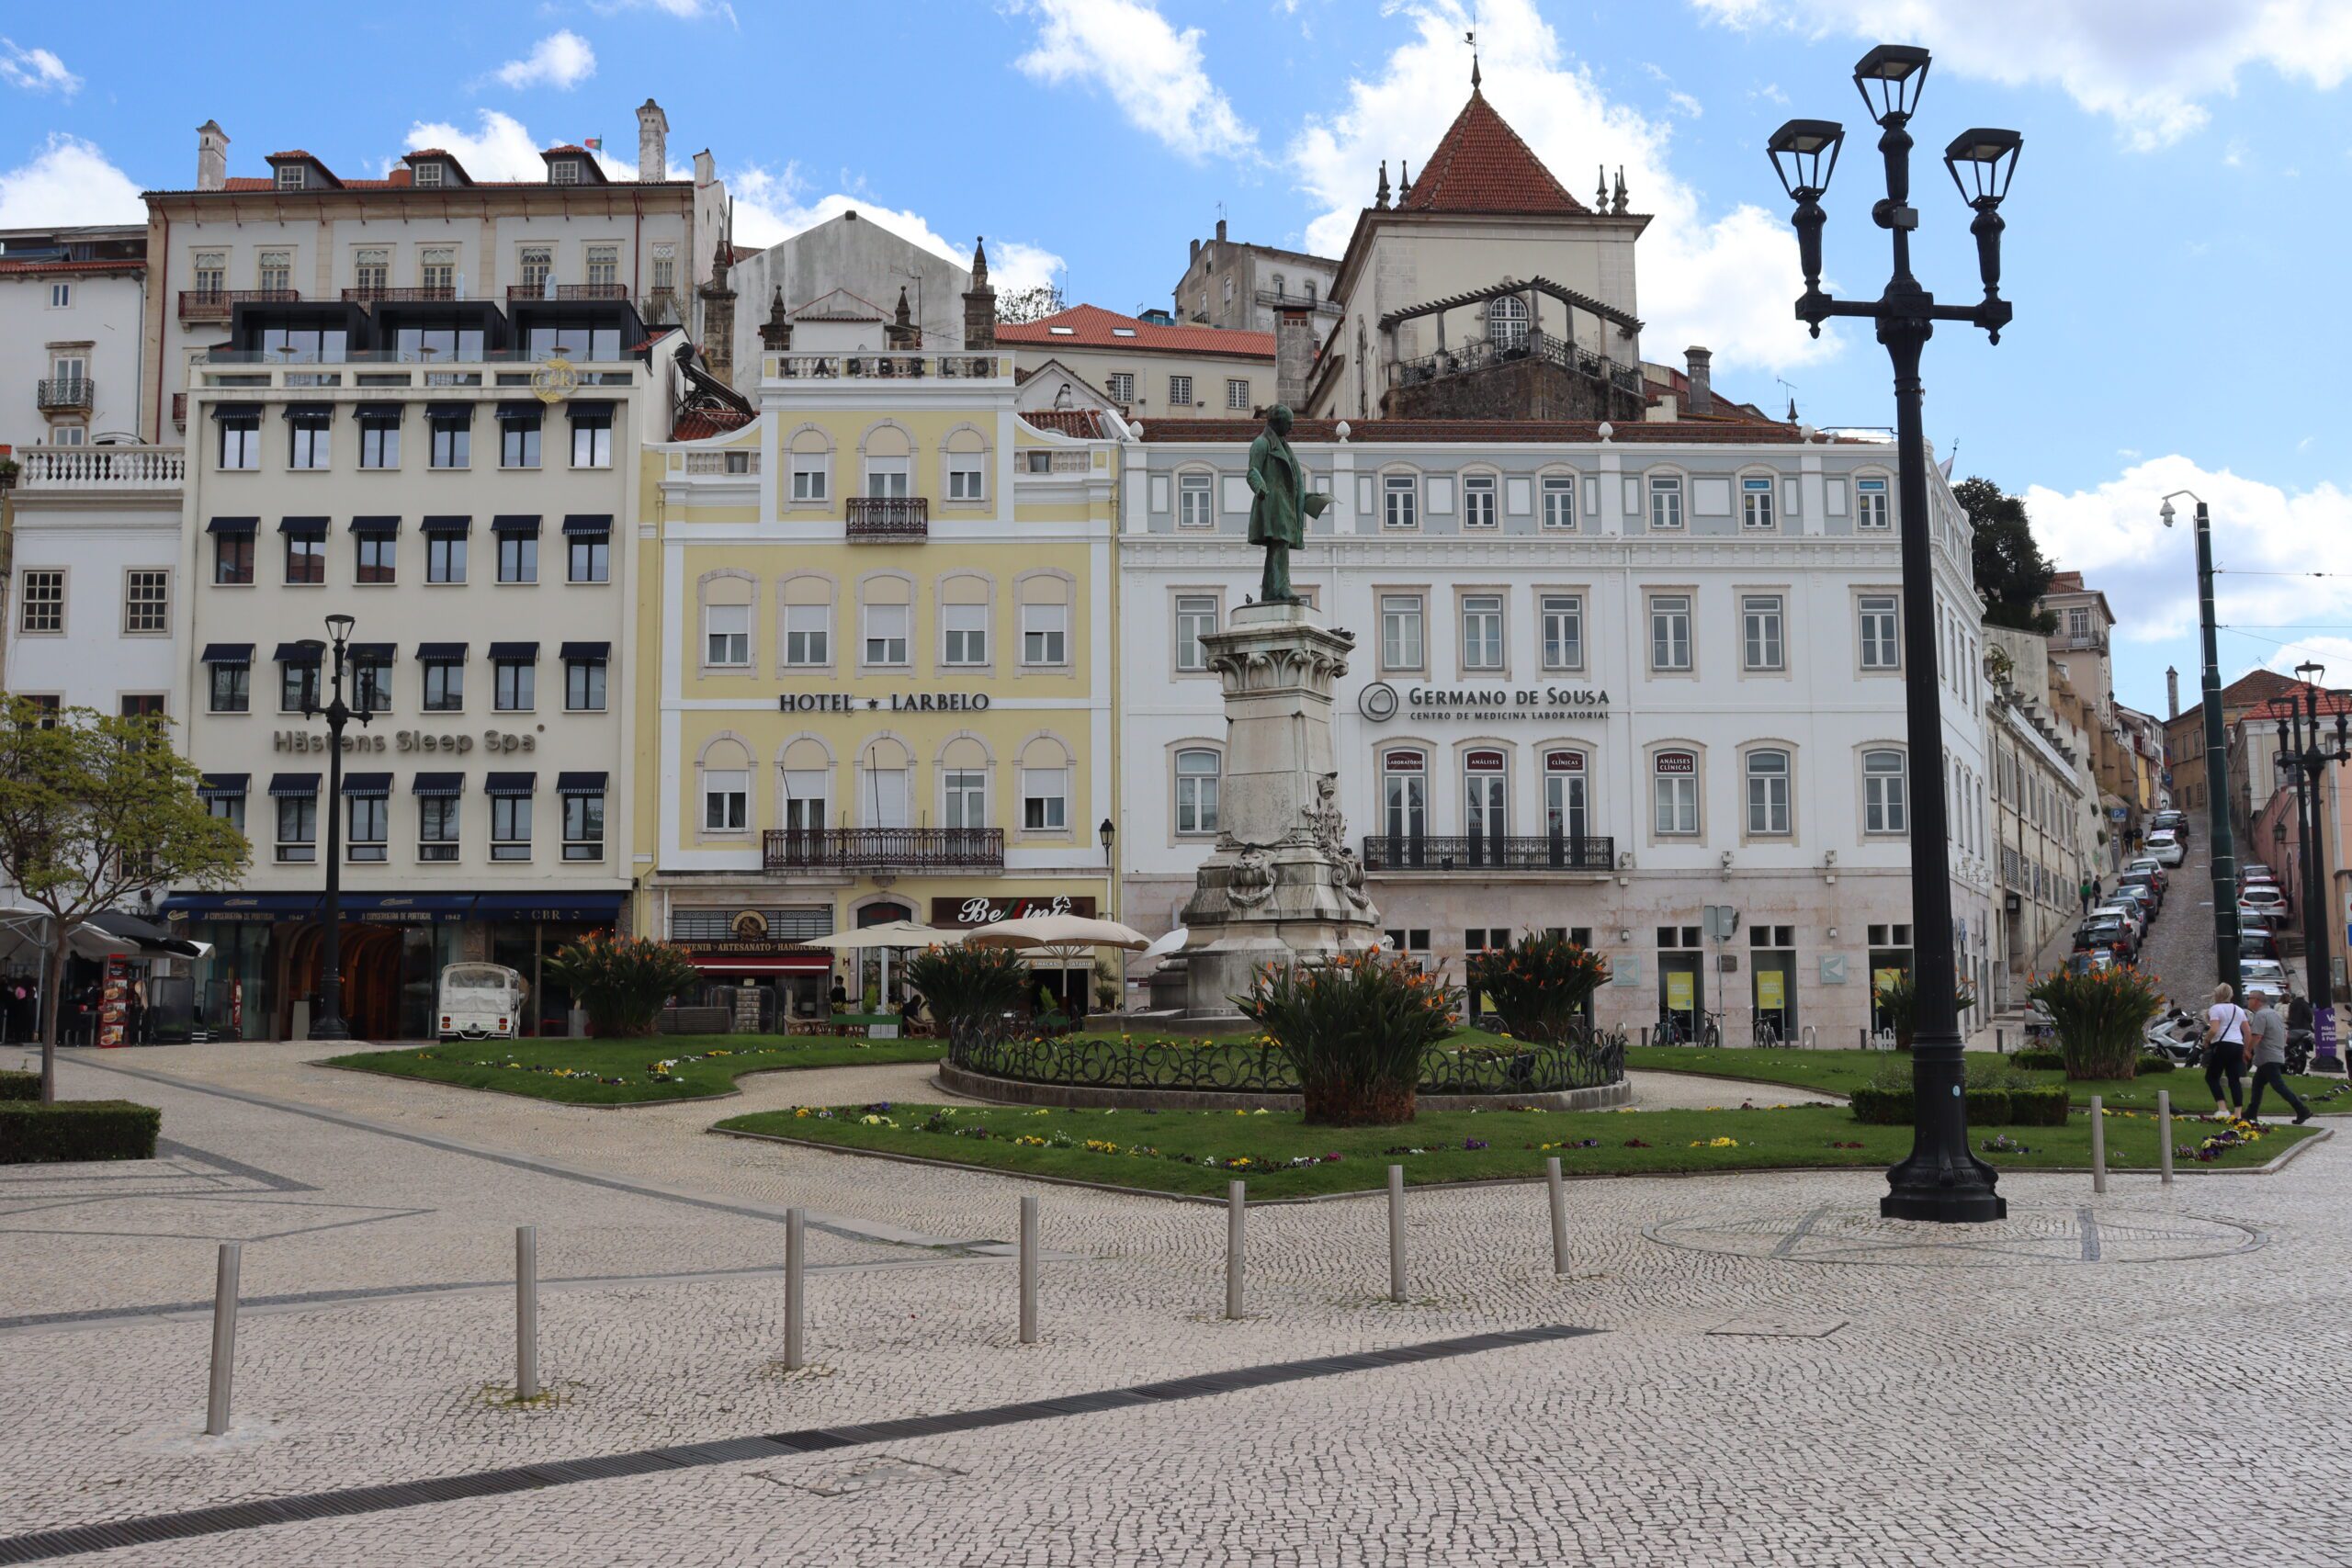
left=0, top=257, right=143, bottom=277
left=999, top=303, right=1272, bottom=359
left=1019, top=410, right=1114, bottom=439
left=673, top=409, right=754, bottom=440
left=1401, top=91, right=1585, bottom=216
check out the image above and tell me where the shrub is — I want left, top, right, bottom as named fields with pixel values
left=2134, top=1055, right=2177, bottom=1075
left=2009, top=1049, right=2065, bottom=1072
left=0, top=1070, right=39, bottom=1102
left=2028, top=965, right=2165, bottom=1080
left=1464, top=931, right=1611, bottom=1046
left=1870, top=971, right=1978, bottom=1050
left=1234, top=952, right=1462, bottom=1125
left=907, top=945, right=1034, bottom=1053
left=542, top=932, right=703, bottom=1039
left=1850, top=1086, right=1912, bottom=1125
left=2007, top=1086, right=2071, bottom=1125
left=0, top=1100, right=160, bottom=1164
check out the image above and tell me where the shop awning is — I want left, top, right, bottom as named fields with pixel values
left=561, top=514, right=612, bottom=535
left=414, top=642, right=467, bottom=663
left=491, top=514, right=541, bottom=535
left=277, top=516, right=329, bottom=536
left=566, top=400, right=616, bottom=422
left=197, top=773, right=248, bottom=799
left=205, top=515, right=258, bottom=535
left=268, top=773, right=320, bottom=797
left=199, top=644, right=253, bottom=664
left=681, top=953, right=832, bottom=975
left=273, top=642, right=322, bottom=662
left=354, top=403, right=403, bottom=425
left=420, top=514, right=471, bottom=536
left=554, top=772, right=606, bottom=795
left=155, top=891, right=476, bottom=925
left=349, top=515, right=401, bottom=535
left=483, top=773, right=536, bottom=796
left=559, top=641, right=610, bottom=661
left=411, top=773, right=465, bottom=797
left=487, top=642, right=538, bottom=661
left=283, top=402, right=334, bottom=424
left=340, top=773, right=391, bottom=797
left=348, top=643, right=394, bottom=661
left=469, top=893, right=627, bottom=923
left=210, top=404, right=261, bottom=423
left=85, top=910, right=209, bottom=960
left=424, top=402, right=472, bottom=423
left=496, top=401, right=543, bottom=423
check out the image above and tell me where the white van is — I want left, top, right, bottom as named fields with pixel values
left=436, top=963, right=526, bottom=1041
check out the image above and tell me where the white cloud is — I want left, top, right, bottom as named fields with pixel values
left=1690, top=0, right=2352, bottom=150
left=492, top=30, right=596, bottom=91
left=1291, top=0, right=1838, bottom=378
left=0, top=39, right=79, bottom=96
left=725, top=164, right=1065, bottom=292
left=396, top=111, right=554, bottom=180
left=0, top=134, right=141, bottom=226
left=587, top=0, right=737, bottom=20
left=1013, top=0, right=1260, bottom=163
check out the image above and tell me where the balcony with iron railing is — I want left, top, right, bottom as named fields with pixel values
left=505, top=282, right=631, bottom=303
left=11, top=445, right=187, bottom=491
left=1387, top=326, right=1645, bottom=397
left=36, top=378, right=94, bottom=412
left=1252, top=288, right=1340, bottom=314
left=845, top=497, right=929, bottom=540
left=178, top=288, right=300, bottom=320
left=340, top=285, right=458, bottom=305
left=763, top=828, right=1003, bottom=873
left=1361, top=834, right=1615, bottom=874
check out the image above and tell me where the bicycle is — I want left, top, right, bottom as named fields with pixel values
left=1653, top=1011, right=1688, bottom=1047
left=1698, top=1011, right=1724, bottom=1049
left=1752, top=1016, right=1782, bottom=1051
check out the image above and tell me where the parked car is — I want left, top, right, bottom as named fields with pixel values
left=2237, top=904, right=2287, bottom=934
left=2240, top=957, right=2291, bottom=998
left=2092, top=902, right=2145, bottom=942
left=2114, top=871, right=2164, bottom=910
left=2151, top=809, right=2188, bottom=840
left=2145, top=830, right=2186, bottom=866
left=2077, top=916, right=2136, bottom=960
left=2239, top=926, right=2281, bottom=962
left=2067, top=949, right=2119, bottom=976
left=2125, top=856, right=2169, bottom=888
left=2242, top=884, right=2289, bottom=914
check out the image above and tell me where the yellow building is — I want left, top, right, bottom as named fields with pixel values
left=633, top=341, right=1121, bottom=1020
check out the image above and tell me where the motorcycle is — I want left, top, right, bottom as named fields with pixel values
left=2144, top=1008, right=2204, bottom=1066
left=2286, top=1027, right=2314, bottom=1077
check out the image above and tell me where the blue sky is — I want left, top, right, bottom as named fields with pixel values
left=4, top=0, right=2347, bottom=716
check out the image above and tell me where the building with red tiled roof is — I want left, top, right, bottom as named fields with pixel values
left=0, top=221, right=149, bottom=450
left=1001, top=304, right=1277, bottom=419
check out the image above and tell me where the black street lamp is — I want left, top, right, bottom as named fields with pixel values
left=1769, top=45, right=2021, bottom=1223
left=300, top=613, right=370, bottom=1041
left=2271, top=670, right=2350, bottom=1070
left=2160, top=491, right=2241, bottom=999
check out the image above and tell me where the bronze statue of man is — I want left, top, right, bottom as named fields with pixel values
left=1245, top=404, right=1331, bottom=604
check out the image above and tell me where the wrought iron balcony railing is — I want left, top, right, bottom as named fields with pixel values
left=36, top=378, right=94, bottom=411
left=1387, top=327, right=1644, bottom=396
left=1361, top=834, right=1616, bottom=874
left=763, top=827, right=1003, bottom=873
left=341, top=285, right=459, bottom=305
left=178, top=288, right=300, bottom=320
left=845, top=496, right=929, bottom=539
left=505, top=282, right=630, bottom=302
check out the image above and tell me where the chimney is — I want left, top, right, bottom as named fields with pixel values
left=696, top=220, right=737, bottom=388
left=1683, top=346, right=1713, bottom=417
left=197, top=120, right=229, bottom=193
left=962, top=237, right=996, bottom=349
left=637, top=98, right=669, bottom=183
left=2166, top=666, right=2180, bottom=719
left=886, top=286, right=920, bottom=350
left=1275, top=308, right=1314, bottom=411
left=1215, top=218, right=1227, bottom=243
left=1190, top=237, right=1200, bottom=262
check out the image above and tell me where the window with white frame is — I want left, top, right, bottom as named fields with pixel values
left=1541, top=593, right=1583, bottom=671
left=564, top=657, right=605, bottom=712
left=1227, top=378, right=1250, bottom=410
left=1381, top=593, right=1425, bottom=671
left=18, top=570, right=63, bottom=634
left=943, top=602, right=989, bottom=667
left=1747, top=750, right=1792, bottom=835
left=1460, top=594, right=1504, bottom=671
left=1175, top=594, right=1218, bottom=672
left=1653, top=751, right=1700, bottom=836
left=1177, top=471, right=1214, bottom=528
left=491, top=795, right=533, bottom=860
left=347, top=794, right=389, bottom=863
left=946, top=451, right=986, bottom=502
left=704, top=769, right=749, bottom=831
left=519, top=246, right=552, bottom=293
left=193, top=252, right=226, bottom=293
left=1741, top=475, right=1776, bottom=530
left=1023, top=603, right=1069, bottom=667
left=1384, top=472, right=1419, bottom=529
left=784, top=602, right=831, bottom=667
left=123, top=571, right=170, bottom=635
left=1648, top=473, right=1684, bottom=530
left=48, top=281, right=71, bottom=308
left=1106, top=372, right=1136, bottom=403
left=1864, top=750, right=1908, bottom=833
left=563, top=790, right=605, bottom=861
left=354, top=248, right=389, bottom=294
left=257, top=250, right=291, bottom=289
left=1021, top=765, right=1069, bottom=830
left=414, top=161, right=445, bottom=188
left=1488, top=293, right=1529, bottom=350
left=1175, top=749, right=1220, bottom=835
left=1168, top=375, right=1193, bottom=406
left=1541, top=474, right=1576, bottom=530
left=420, top=247, right=455, bottom=291
left=1859, top=594, right=1901, bottom=670
left=274, top=164, right=305, bottom=191
left=943, top=769, right=988, bottom=829
left=863, top=603, right=910, bottom=667
left=1741, top=593, right=1785, bottom=671
left=585, top=245, right=618, bottom=287
left=1856, top=476, right=1891, bottom=528
left=789, top=446, right=830, bottom=502
left=706, top=604, right=751, bottom=667
left=1462, top=473, right=1498, bottom=528
left=650, top=243, right=673, bottom=293
left=277, top=793, right=317, bottom=862
left=864, top=455, right=911, bottom=499
left=492, top=657, right=534, bottom=712
left=1649, top=593, right=1693, bottom=672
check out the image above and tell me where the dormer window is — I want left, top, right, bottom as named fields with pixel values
left=549, top=159, right=582, bottom=185
left=1048, top=324, right=1075, bottom=335
left=414, top=161, right=444, bottom=187
left=276, top=164, right=306, bottom=190
left=1110, top=327, right=1136, bottom=337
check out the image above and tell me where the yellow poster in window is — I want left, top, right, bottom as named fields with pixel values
left=1872, top=967, right=1904, bottom=999
left=1666, top=971, right=1693, bottom=1011
left=1757, top=970, right=1786, bottom=1011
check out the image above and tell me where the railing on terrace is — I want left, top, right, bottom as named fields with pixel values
left=762, top=827, right=1002, bottom=872
left=177, top=288, right=299, bottom=320
left=1252, top=289, right=1340, bottom=312
left=1386, top=327, right=1644, bottom=396
left=505, top=282, right=631, bottom=302
left=771, top=351, right=1008, bottom=381
left=340, top=285, right=458, bottom=305
left=35, top=378, right=94, bottom=411
left=845, top=497, right=929, bottom=539
left=1361, top=834, right=1616, bottom=874
left=203, top=348, right=637, bottom=367
left=13, top=446, right=187, bottom=490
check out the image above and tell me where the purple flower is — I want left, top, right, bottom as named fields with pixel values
left=1464, top=1137, right=1489, bottom=1151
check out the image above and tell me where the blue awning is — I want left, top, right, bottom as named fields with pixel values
left=197, top=773, right=248, bottom=799
left=411, top=773, right=465, bottom=797
left=469, top=893, right=626, bottom=923
left=413, top=642, right=467, bottom=662
left=349, top=515, right=401, bottom=535
left=199, top=643, right=253, bottom=663
left=496, top=401, right=543, bottom=423
left=420, top=514, right=471, bottom=535
left=340, top=773, right=391, bottom=796
left=555, top=772, right=607, bottom=795
left=491, top=514, right=541, bottom=535
left=156, top=891, right=478, bottom=926
left=566, top=400, right=616, bottom=422
left=205, top=516, right=258, bottom=535
left=354, top=403, right=403, bottom=425
left=560, top=641, right=610, bottom=661
left=349, top=643, right=394, bottom=660
left=560, top=514, right=612, bottom=536
left=209, top=404, right=261, bottom=423
left=483, top=772, right=536, bottom=796
left=283, top=402, right=333, bottom=423
left=277, top=516, right=329, bottom=536
left=273, top=642, right=322, bottom=662
left=268, top=773, right=320, bottom=797
left=487, top=641, right=538, bottom=661
left=424, top=402, right=472, bottom=423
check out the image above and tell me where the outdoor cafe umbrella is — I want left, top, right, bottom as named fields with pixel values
left=960, top=914, right=1152, bottom=980
left=798, top=920, right=966, bottom=951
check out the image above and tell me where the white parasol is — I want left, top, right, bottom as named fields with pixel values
left=1137, top=926, right=1190, bottom=963
left=799, top=920, right=967, bottom=952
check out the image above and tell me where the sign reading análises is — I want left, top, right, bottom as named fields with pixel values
left=1358, top=680, right=1610, bottom=724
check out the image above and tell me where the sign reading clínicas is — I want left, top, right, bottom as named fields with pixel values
left=779, top=692, right=992, bottom=713
left=1357, top=680, right=1610, bottom=724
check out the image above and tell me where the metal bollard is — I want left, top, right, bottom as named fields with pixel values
left=515, top=1224, right=539, bottom=1401
left=205, top=1242, right=241, bottom=1437
left=1545, top=1156, right=1569, bottom=1274
left=1996, top=1028, right=2005, bottom=1055
left=2158, top=1090, right=2174, bottom=1186
left=2089, top=1097, right=2108, bottom=1195
left=784, top=1207, right=807, bottom=1371
left=1226, top=1180, right=1246, bottom=1320
left=1386, top=1165, right=1408, bottom=1303
left=1018, top=1194, right=1040, bottom=1344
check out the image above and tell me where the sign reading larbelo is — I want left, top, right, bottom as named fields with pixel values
left=1356, top=680, right=1611, bottom=724
left=779, top=692, right=992, bottom=713
left=932, top=894, right=1098, bottom=928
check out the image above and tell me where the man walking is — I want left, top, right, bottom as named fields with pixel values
left=2079, top=875, right=2094, bottom=917
left=2243, top=985, right=2312, bottom=1124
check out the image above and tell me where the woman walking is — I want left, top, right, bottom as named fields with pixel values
left=2204, top=982, right=2250, bottom=1120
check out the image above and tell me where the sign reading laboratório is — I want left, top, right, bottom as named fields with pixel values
left=1357, top=680, right=1609, bottom=723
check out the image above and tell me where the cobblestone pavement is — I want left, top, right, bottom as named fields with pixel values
left=3, top=1043, right=2347, bottom=1566
left=2131, top=830, right=2229, bottom=1010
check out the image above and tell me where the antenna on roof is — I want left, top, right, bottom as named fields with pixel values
left=1466, top=27, right=1480, bottom=91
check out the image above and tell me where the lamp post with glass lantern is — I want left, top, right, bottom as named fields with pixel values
left=2159, top=491, right=2240, bottom=998
left=1767, top=46, right=2021, bottom=1222
left=2272, top=668, right=2350, bottom=1069
left=300, top=614, right=370, bottom=1042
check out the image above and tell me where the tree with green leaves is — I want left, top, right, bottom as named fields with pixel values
left=0, top=700, right=249, bottom=1100
left=1957, top=476, right=2059, bottom=634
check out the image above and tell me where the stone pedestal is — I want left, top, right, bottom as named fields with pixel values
left=1177, top=602, right=1382, bottom=1020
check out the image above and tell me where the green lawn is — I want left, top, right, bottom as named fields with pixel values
left=715, top=1101, right=2312, bottom=1198
left=325, top=1034, right=945, bottom=1104
left=1623, top=1046, right=2352, bottom=1116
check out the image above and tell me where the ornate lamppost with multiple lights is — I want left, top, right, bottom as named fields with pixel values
left=298, top=614, right=371, bottom=1042
left=1767, top=46, right=2022, bottom=1223
left=2271, top=668, right=2350, bottom=1071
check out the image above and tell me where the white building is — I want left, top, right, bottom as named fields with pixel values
left=0, top=224, right=148, bottom=454
left=1117, top=418, right=1997, bottom=1045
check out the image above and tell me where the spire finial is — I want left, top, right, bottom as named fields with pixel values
left=971, top=235, right=989, bottom=285
left=1374, top=159, right=1390, bottom=209
left=1466, top=28, right=1480, bottom=91
left=1597, top=165, right=1609, bottom=209
left=1398, top=160, right=1412, bottom=203
left=1611, top=165, right=1629, bottom=215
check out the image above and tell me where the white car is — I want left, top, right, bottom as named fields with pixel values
left=2091, top=902, right=2144, bottom=942
left=2241, top=885, right=2288, bottom=912
left=2145, top=832, right=2186, bottom=866
left=2240, top=958, right=2290, bottom=998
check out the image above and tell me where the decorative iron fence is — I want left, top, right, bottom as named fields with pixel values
left=845, top=496, right=929, bottom=539
left=763, top=826, right=1001, bottom=871
left=946, top=1028, right=1625, bottom=1096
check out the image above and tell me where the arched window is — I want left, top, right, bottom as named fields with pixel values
left=698, top=735, right=752, bottom=836
left=1016, top=570, right=1072, bottom=669
left=1489, top=294, right=1529, bottom=351
left=776, top=736, right=832, bottom=838
left=860, top=422, right=913, bottom=499
left=1018, top=735, right=1072, bottom=832
left=856, top=737, right=912, bottom=829
left=786, top=425, right=832, bottom=506
left=779, top=573, right=835, bottom=671
left=940, top=572, right=993, bottom=669
left=1863, top=750, right=1908, bottom=834
left=939, top=734, right=991, bottom=830
left=943, top=423, right=989, bottom=504
left=1380, top=749, right=1429, bottom=864
left=859, top=573, right=913, bottom=670
left=1653, top=750, right=1700, bottom=837
left=699, top=570, right=755, bottom=671
left=1271, top=271, right=1286, bottom=299
left=1174, top=748, right=1220, bottom=836
left=1746, top=749, right=1792, bottom=836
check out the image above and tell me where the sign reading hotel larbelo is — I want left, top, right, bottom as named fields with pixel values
left=780, top=692, right=992, bottom=713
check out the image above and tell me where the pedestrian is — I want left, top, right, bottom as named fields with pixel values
left=2204, top=982, right=2250, bottom=1120
left=2242, top=985, right=2312, bottom=1124
left=2078, top=876, right=2094, bottom=916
